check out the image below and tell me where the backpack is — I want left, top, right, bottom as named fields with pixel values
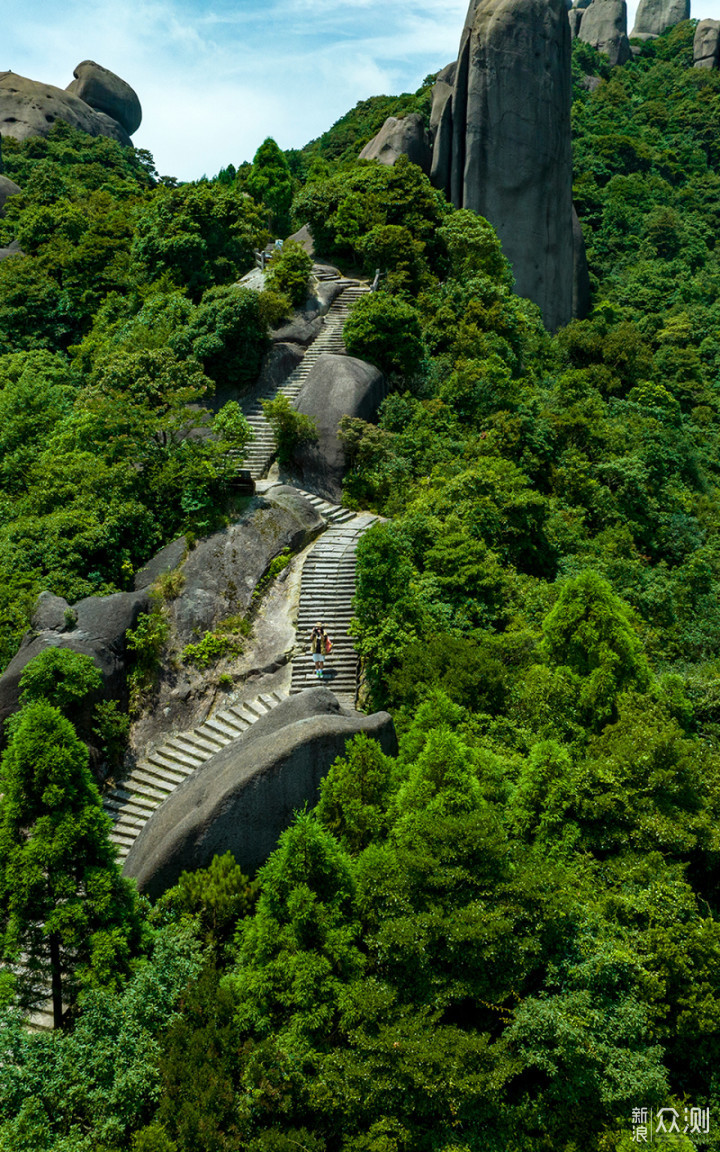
left=324, top=635, right=333, bottom=655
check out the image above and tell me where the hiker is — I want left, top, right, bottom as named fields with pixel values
left=310, top=621, right=331, bottom=678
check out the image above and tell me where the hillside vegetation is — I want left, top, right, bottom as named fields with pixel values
left=1, top=24, right=720, bottom=1152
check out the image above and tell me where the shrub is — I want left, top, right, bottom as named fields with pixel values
left=261, top=394, right=318, bottom=466
left=266, top=239, right=313, bottom=307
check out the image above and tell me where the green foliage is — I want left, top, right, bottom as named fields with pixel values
left=253, top=549, right=292, bottom=600
left=126, top=608, right=168, bottom=711
left=294, top=155, right=446, bottom=268
left=169, top=283, right=270, bottom=392
left=265, top=239, right=313, bottom=307
left=0, top=921, right=203, bottom=1149
left=155, top=852, right=255, bottom=958
left=131, top=182, right=267, bottom=300
left=261, top=394, right=318, bottom=466
left=246, top=138, right=294, bottom=235
left=0, top=702, right=142, bottom=1024
left=19, top=647, right=102, bottom=716
left=343, top=291, right=424, bottom=380
left=181, top=630, right=238, bottom=668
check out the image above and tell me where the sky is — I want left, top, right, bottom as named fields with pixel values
left=4, top=0, right=719, bottom=182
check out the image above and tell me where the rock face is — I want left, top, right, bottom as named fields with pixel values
left=0, top=588, right=150, bottom=732
left=66, top=60, right=141, bottom=136
left=578, top=0, right=631, bottom=65
left=0, top=71, right=133, bottom=146
left=694, top=20, right=720, bottom=69
left=123, top=688, right=398, bottom=898
left=290, top=353, right=387, bottom=503
left=431, top=0, right=577, bottom=332
left=631, top=0, right=688, bottom=37
left=568, top=7, right=584, bottom=36
left=168, top=489, right=323, bottom=648
left=359, top=114, right=432, bottom=174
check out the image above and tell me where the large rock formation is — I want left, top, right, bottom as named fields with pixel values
left=359, top=113, right=432, bottom=174
left=577, top=0, right=631, bottom=65
left=630, top=0, right=689, bottom=38
left=66, top=60, right=141, bottom=136
left=431, top=0, right=577, bottom=332
left=694, top=20, right=720, bottom=69
left=289, top=353, right=387, bottom=503
left=0, top=69, right=137, bottom=146
left=123, top=688, right=398, bottom=897
left=0, top=588, right=150, bottom=732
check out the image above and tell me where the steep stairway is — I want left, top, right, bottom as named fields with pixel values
left=103, top=689, right=285, bottom=862
left=290, top=512, right=377, bottom=706
left=242, top=283, right=370, bottom=479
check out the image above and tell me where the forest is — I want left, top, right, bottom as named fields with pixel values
left=1, top=21, right=720, bottom=1152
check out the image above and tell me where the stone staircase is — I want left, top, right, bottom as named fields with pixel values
left=290, top=513, right=377, bottom=706
left=103, top=690, right=285, bottom=862
left=242, top=283, right=370, bottom=479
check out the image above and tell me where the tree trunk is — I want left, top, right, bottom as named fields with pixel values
left=49, top=932, right=63, bottom=1030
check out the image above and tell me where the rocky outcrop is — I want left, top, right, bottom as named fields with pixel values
left=66, top=60, right=141, bottom=136
left=289, top=353, right=387, bottom=503
left=577, top=0, right=631, bottom=65
left=0, top=588, right=151, bottom=732
left=168, top=489, right=323, bottom=648
left=122, top=688, right=398, bottom=897
left=0, top=71, right=133, bottom=146
left=568, top=7, right=584, bottom=36
left=630, top=0, right=688, bottom=37
left=359, top=113, right=432, bottom=174
left=694, top=20, right=720, bottom=69
left=430, top=63, right=456, bottom=197
left=431, top=0, right=577, bottom=332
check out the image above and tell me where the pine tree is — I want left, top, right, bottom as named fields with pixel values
left=0, top=701, right=142, bottom=1027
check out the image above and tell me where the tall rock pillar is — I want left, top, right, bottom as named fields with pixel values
left=443, top=0, right=576, bottom=331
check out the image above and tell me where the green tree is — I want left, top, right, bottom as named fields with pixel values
left=0, top=702, right=141, bottom=1027
left=170, top=283, right=270, bottom=392
left=343, top=292, right=424, bottom=380
left=131, top=182, right=266, bottom=300
left=541, top=569, right=651, bottom=727
left=265, top=238, right=313, bottom=307
left=246, top=138, right=294, bottom=236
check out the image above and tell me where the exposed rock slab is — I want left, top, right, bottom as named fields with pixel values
left=359, top=113, right=431, bottom=174
left=169, top=489, right=323, bottom=647
left=123, top=688, right=398, bottom=897
left=0, top=71, right=131, bottom=146
left=578, top=0, right=631, bottom=65
left=631, top=0, right=688, bottom=37
left=290, top=353, right=387, bottom=503
left=66, top=60, right=141, bottom=135
left=694, top=20, right=720, bottom=69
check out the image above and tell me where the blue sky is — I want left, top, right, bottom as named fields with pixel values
left=4, top=0, right=718, bottom=181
